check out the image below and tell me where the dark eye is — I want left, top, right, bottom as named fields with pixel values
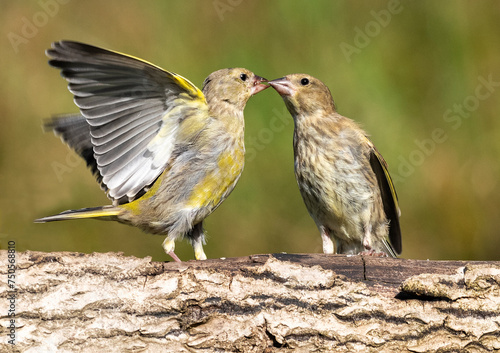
left=300, top=78, right=310, bottom=86
left=240, top=73, right=248, bottom=81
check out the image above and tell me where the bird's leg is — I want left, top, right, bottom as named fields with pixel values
left=162, top=237, right=182, bottom=262
left=362, top=222, right=373, bottom=251
left=359, top=223, right=387, bottom=256
left=168, top=251, right=182, bottom=262
left=191, top=222, right=207, bottom=260
left=193, top=240, right=207, bottom=261
left=319, top=226, right=334, bottom=254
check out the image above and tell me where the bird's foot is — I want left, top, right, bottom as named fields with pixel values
left=358, top=249, right=388, bottom=257
left=163, top=238, right=182, bottom=262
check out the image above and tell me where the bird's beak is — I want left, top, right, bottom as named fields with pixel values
left=268, top=77, right=294, bottom=96
left=250, top=75, right=269, bottom=95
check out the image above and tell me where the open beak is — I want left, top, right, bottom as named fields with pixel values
left=250, top=75, right=269, bottom=95
left=268, top=77, right=294, bottom=96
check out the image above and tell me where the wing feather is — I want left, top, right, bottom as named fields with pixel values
left=369, top=146, right=402, bottom=255
left=47, top=40, right=206, bottom=203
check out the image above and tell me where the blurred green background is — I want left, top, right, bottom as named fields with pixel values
left=1, top=1, right=499, bottom=261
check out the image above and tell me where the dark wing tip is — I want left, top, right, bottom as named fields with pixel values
left=369, top=149, right=402, bottom=255
left=46, top=40, right=112, bottom=62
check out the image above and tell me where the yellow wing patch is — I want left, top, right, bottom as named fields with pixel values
left=120, top=172, right=165, bottom=215
left=186, top=150, right=244, bottom=209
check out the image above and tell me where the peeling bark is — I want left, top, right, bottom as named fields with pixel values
left=1, top=251, right=499, bottom=352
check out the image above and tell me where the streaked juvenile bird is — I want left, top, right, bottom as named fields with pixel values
left=35, top=40, right=268, bottom=262
left=269, top=74, right=401, bottom=257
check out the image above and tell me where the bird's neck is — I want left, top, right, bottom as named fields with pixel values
left=209, top=103, right=245, bottom=142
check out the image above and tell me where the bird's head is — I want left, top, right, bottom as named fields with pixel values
left=202, top=68, right=268, bottom=111
left=269, top=74, right=336, bottom=117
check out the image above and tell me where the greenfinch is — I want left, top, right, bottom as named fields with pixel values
left=269, top=74, right=401, bottom=257
left=35, top=41, right=268, bottom=262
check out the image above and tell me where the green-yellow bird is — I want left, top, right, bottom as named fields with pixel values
left=269, top=74, right=401, bottom=257
left=35, top=41, right=268, bottom=262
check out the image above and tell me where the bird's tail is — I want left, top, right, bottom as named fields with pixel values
left=381, top=238, right=398, bottom=258
left=34, top=206, right=121, bottom=223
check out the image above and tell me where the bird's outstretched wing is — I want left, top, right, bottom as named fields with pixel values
left=47, top=40, right=208, bottom=204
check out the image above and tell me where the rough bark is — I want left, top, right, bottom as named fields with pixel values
left=1, top=251, right=499, bottom=352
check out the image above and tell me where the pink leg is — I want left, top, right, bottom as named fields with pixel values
left=168, top=251, right=182, bottom=263
left=319, top=226, right=334, bottom=254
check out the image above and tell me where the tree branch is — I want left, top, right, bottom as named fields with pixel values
left=1, top=251, right=499, bottom=352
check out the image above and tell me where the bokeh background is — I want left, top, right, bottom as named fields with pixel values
left=1, top=1, right=499, bottom=261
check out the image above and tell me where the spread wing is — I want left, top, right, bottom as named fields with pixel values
left=369, top=146, right=402, bottom=256
left=47, top=40, right=207, bottom=204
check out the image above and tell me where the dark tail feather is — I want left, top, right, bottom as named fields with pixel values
left=34, top=206, right=121, bottom=223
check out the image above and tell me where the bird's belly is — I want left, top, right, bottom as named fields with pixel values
left=118, top=147, right=244, bottom=235
left=185, top=149, right=244, bottom=211
left=297, top=164, right=374, bottom=241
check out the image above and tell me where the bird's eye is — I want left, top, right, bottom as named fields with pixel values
left=240, top=73, right=248, bottom=81
left=300, top=78, right=310, bottom=86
